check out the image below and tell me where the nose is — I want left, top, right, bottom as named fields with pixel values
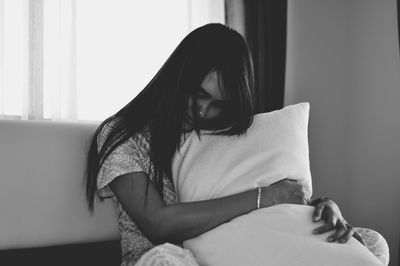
left=198, top=103, right=208, bottom=118
left=197, top=100, right=222, bottom=120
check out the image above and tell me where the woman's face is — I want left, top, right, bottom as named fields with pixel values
left=184, top=70, right=229, bottom=130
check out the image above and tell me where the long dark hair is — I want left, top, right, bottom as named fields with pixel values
left=85, top=23, right=256, bottom=212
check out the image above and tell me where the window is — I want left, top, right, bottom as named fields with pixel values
left=0, top=0, right=225, bottom=121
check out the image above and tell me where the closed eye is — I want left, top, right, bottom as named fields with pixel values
left=198, top=92, right=208, bottom=99
left=213, top=100, right=229, bottom=108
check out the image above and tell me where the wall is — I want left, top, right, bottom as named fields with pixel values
left=285, top=1, right=400, bottom=265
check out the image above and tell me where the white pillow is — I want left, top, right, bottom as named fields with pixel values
left=171, top=103, right=382, bottom=266
left=172, top=102, right=313, bottom=202
left=183, top=204, right=382, bottom=266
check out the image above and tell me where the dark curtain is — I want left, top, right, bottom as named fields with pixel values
left=398, top=0, right=400, bottom=52
left=225, top=0, right=287, bottom=114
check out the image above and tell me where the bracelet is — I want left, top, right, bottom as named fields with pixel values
left=309, top=196, right=329, bottom=206
left=257, top=187, right=262, bottom=209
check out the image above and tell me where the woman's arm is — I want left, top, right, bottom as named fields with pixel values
left=110, top=172, right=305, bottom=245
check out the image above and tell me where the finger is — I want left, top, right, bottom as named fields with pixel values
left=312, top=204, right=326, bottom=222
left=353, top=231, right=366, bottom=246
left=326, top=220, right=347, bottom=242
left=338, top=224, right=354, bottom=243
left=326, top=210, right=338, bottom=225
left=312, top=222, right=334, bottom=234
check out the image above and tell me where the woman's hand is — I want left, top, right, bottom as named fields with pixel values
left=261, top=179, right=308, bottom=207
left=311, top=199, right=365, bottom=245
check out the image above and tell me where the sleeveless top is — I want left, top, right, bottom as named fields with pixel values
left=96, top=119, right=178, bottom=265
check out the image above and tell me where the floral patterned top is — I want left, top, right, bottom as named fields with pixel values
left=96, top=120, right=178, bottom=265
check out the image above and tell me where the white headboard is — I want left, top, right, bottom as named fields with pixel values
left=0, top=119, right=119, bottom=250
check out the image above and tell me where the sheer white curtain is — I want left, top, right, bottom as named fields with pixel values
left=0, top=0, right=225, bottom=122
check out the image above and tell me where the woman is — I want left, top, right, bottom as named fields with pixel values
left=85, top=23, right=385, bottom=265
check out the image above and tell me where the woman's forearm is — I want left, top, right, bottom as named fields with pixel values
left=110, top=172, right=273, bottom=245
left=110, top=172, right=303, bottom=245
left=151, top=185, right=287, bottom=244
left=155, top=188, right=260, bottom=243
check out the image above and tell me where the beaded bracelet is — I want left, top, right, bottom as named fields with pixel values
left=257, top=187, right=262, bottom=209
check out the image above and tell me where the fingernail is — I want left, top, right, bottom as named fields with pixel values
left=313, top=216, right=319, bottom=221
left=327, top=237, right=333, bottom=242
left=339, top=239, right=346, bottom=243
